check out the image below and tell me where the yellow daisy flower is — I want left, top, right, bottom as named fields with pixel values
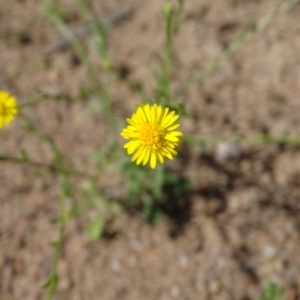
left=0, top=90, right=18, bottom=128
left=121, top=104, right=183, bottom=169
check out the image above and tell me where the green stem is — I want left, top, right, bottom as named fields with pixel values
left=0, top=155, right=93, bottom=178
left=18, top=93, right=75, bottom=109
left=183, top=134, right=300, bottom=145
left=48, top=14, right=113, bottom=118
left=187, top=0, right=300, bottom=87
left=163, top=3, right=173, bottom=106
left=46, top=172, right=70, bottom=300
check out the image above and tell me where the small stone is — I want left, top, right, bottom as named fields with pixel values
left=111, top=260, right=121, bottom=273
left=58, top=277, right=71, bottom=290
left=131, top=239, right=142, bottom=251
left=263, top=245, right=277, bottom=259
left=179, top=254, right=189, bottom=268
left=171, top=285, right=181, bottom=298
left=215, top=142, right=240, bottom=162
left=208, top=281, right=219, bottom=293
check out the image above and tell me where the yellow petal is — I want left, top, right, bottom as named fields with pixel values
left=162, top=114, right=180, bottom=128
left=150, top=152, right=157, bottom=169
left=158, top=107, right=169, bottom=125
left=132, top=113, right=142, bottom=124
left=126, top=141, right=140, bottom=154
left=136, top=107, right=147, bottom=123
left=164, top=134, right=179, bottom=142
left=127, top=118, right=138, bottom=127
left=151, top=104, right=157, bottom=124
left=162, top=148, right=174, bottom=159
left=167, top=147, right=177, bottom=156
left=143, top=148, right=150, bottom=165
left=131, top=147, right=143, bottom=162
left=157, top=152, right=164, bottom=164
left=121, top=131, right=138, bottom=139
left=160, top=111, right=175, bottom=127
left=156, top=105, right=162, bottom=124
left=136, top=148, right=146, bottom=165
left=144, top=104, right=151, bottom=123
left=171, top=131, right=183, bottom=136
left=165, top=122, right=180, bottom=131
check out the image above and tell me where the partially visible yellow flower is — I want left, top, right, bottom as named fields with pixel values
left=0, top=90, right=18, bottom=128
left=121, top=104, right=183, bottom=169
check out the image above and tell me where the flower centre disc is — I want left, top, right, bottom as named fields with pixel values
left=139, top=123, right=162, bottom=147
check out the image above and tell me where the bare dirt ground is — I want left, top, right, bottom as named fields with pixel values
left=1, top=0, right=300, bottom=299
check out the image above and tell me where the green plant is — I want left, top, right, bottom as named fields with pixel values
left=1, top=0, right=300, bottom=298
left=257, top=283, right=287, bottom=300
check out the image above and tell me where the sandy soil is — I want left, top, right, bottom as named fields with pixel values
left=1, top=0, right=300, bottom=299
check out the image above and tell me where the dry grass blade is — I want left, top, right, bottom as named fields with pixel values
left=44, top=7, right=133, bottom=55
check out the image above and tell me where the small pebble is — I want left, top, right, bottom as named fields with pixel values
left=215, top=142, right=241, bottom=162
left=263, top=245, right=277, bottom=259
left=111, top=260, right=121, bottom=273
left=131, top=239, right=142, bottom=251
left=208, top=281, right=219, bottom=293
left=179, top=254, right=189, bottom=268
left=171, top=285, right=181, bottom=298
